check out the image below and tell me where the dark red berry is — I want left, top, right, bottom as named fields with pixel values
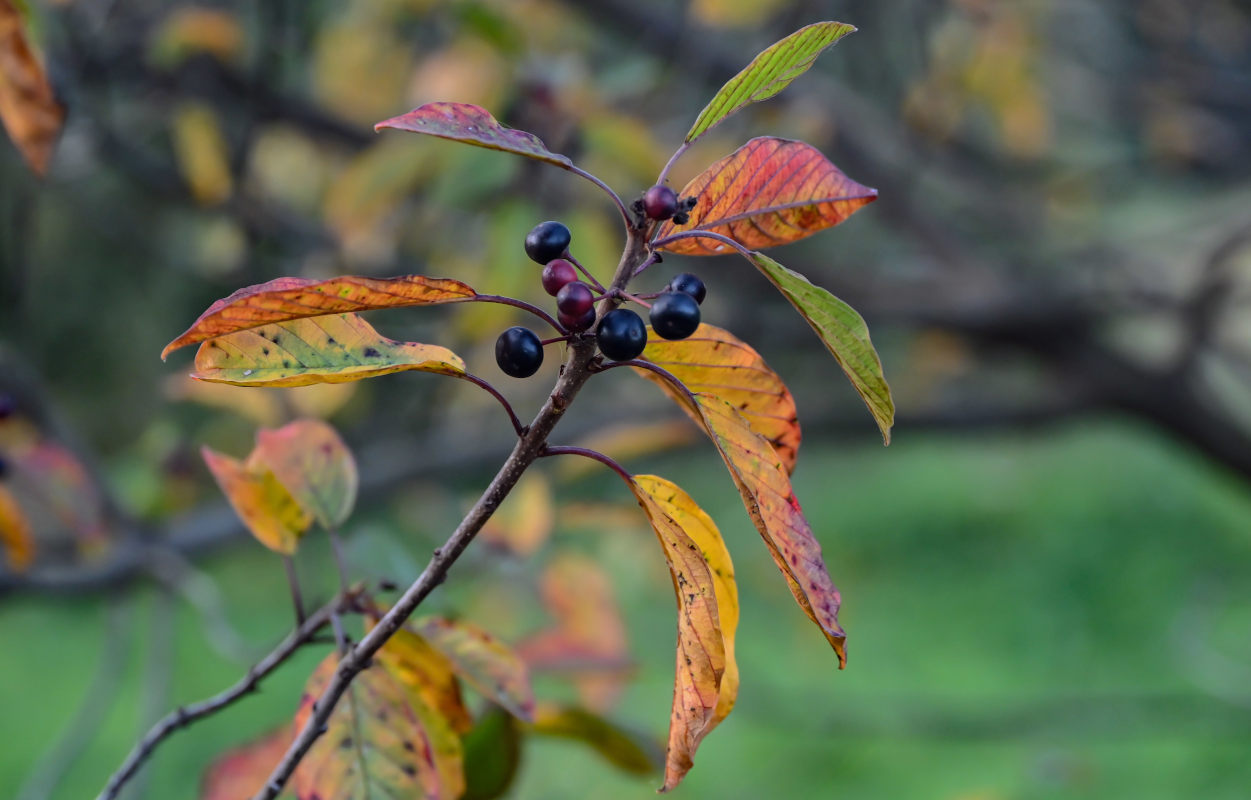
left=495, top=326, right=544, bottom=378
left=643, top=185, right=678, bottom=221
left=667, top=272, right=706, bottom=305
left=597, top=309, right=647, bottom=361
left=556, top=281, right=594, bottom=317
left=541, top=259, right=578, bottom=296
left=525, top=221, right=571, bottom=264
left=559, top=308, right=596, bottom=332
left=650, top=291, right=701, bottom=340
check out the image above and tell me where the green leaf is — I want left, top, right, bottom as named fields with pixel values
left=749, top=252, right=893, bottom=444
left=684, top=21, right=856, bottom=144
left=529, top=703, right=662, bottom=776
left=461, top=708, right=522, bottom=800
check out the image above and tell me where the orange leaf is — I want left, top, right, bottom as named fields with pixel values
left=162, top=274, right=476, bottom=359
left=654, top=137, right=875, bottom=255
left=294, top=650, right=465, bottom=800
left=254, top=419, right=358, bottom=528
left=200, top=726, right=294, bottom=800
left=375, top=626, right=474, bottom=735
left=629, top=474, right=738, bottom=792
left=413, top=616, right=536, bottom=723
left=375, top=102, right=573, bottom=169
left=0, top=0, right=63, bottom=175
left=0, top=483, right=34, bottom=570
left=637, top=323, right=801, bottom=472
left=190, top=313, right=465, bottom=388
left=201, top=446, right=312, bottom=555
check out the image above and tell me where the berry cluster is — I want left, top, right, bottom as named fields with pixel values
left=494, top=221, right=708, bottom=379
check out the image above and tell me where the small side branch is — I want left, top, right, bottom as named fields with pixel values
left=471, top=295, right=564, bottom=333
left=457, top=373, right=526, bottom=437
left=541, top=445, right=633, bottom=483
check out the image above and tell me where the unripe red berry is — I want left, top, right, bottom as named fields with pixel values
left=556, top=281, right=595, bottom=318
left=541, top=259, right=578, bottom=296
left=643, top=185, right=679, bottom=221
left=559, top=308, right=596, bottom=332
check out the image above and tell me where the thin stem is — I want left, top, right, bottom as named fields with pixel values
left=282, top=555, right=305, bottom=625
left=631, top=252, right=660, bottom=278
left=540, top=445, right=632, bottom=483
left=95, top=593, right=356, bottom=800
left=650, top=228, right=753, bottom=258
left=618, top=291, right=653, bottom=309
left=600, top=358, right=697, bottom=403
left=566, top=163, right=631, bottom=226
left=540, top=334, right=575, bottom=346
left=327, top=528, right=353, bottom=654
left=565, top=254, right=606, bottom=293
left=656, top=141, right=690, bottom=188
left=471, top=295, right=563, bottom=333
left=457, top=373, right=526, bottom=437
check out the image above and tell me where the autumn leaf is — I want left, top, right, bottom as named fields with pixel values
left=637, top=323, right=801, bottom=472
left=4, top=440, right=109, bottom=545
left=0, top=483, right=34, bottom=570
left=654, top=137, right=876, bottom=254
left=413, top=616, right=536, bottom=723
left=254, top=419, right=358, bottom=528
left=375, top=626, right=474, bottom=735
left=0, top=0, right=64, bottom=175
left=201, top=446, right=312, bottom=555
left=684, top=21, right=855, bottom=144
left=749, top=252, right=893, bottom=444
left=201, top=726, right=295, bottom=800
left=162, top=274, right=476, bottom=359
left=478, top=472, right=553, bottom=557
left=294, top=650, right=465, bottom=800
left=191, top=313, right=466, bottom=388
left=629, top=474, right=738, bottom=792
left=172, top=102, right=233, bottom=206
left=529, top=702, right=662, bottom=776
left=375, top=102, right=573, bottom=169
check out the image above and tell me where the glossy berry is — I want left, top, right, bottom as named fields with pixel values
left=643, top=185, right=678, bottom=221
left=597, top=309, right=647, bottom=361
left=559, top=308, right=596, bottom=332
left=668, top=272, right=706, bottom=305
left=650, top=291, right=701, bottom=340
left=524, top=221, right=571, bottom=264
left=556, top=281, right=594, bottom=317
left=495, top=326, right=544, bottom=378
left=541, top=259, right=578, bottom=296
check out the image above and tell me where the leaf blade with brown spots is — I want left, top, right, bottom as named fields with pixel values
left=191, top=313, right=466, bottom=388
left=375, top=102, right=573, bottom=169
left=0, top=0, right=64, bottom=175
left=162, top=274, right=476, bottom=359
left=413, top=617, right=536, bottom=723
left=655, top=137, right=876, bottom=255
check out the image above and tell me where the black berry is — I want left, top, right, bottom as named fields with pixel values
left=559, top=308, right=596, bottom=332
left=556, top=281, right=594, bottom=317
left=541, top=259, right=578, bottom=296
left=650, top=292, right=701, bottom=340
left=597, top=309, right=647, bottom=361
left=524, top=221, right=571, bottom=264
left=668, top=272, right=706, bottom=305
left=495, top=326, right=544, bottom=378
left=643, top=185, right=678, bottom=221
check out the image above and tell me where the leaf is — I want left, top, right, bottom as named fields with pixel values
left=629, top=474, right=738, bottom=792
left=201, top=446, right=312, bottom=555
left=676, top=393, right=847, bottom=666
left=461, top=708, right=522, bottom=800
left=413, top=616, right=536, bottom=723
left=0, top=483, right=34, bottom=570
left=478, top=472, right=553, bottom=557
left=749, top=252, right=893, bottom=444
left=637, top=323, right=801, bottom=472
left=254, top=419, right=358, bottom=528
left=0, top=0, right=64, bottom=175
left=172, top=102, right=233, bottom=206
left=529, top=702, right=662, bottom=776
left=684, top=21, right=856, bottom=144
left=375, top=626, right=474, bottom=735
left=4, top=441, right=109, bottom=545
left=654, top=137, right=876, bottom=254
left=375, top=102, right=573, bottom=169
left=294, top=650, right=465, bottom=800
left=191, top=313, right=466, bottom=388
left=162, top=274, right=476, bottom=359
left=201, top=726, right=295, bottom=800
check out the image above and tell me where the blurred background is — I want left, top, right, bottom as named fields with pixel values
left=3, top=0, right=1251, bottom=797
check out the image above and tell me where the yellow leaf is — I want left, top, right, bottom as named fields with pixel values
left=413, top=616, right=536, bottom=723
left=149, top=7, right=244, bottom=67
left=479, top=471, right=553, bottom=557
left=201, top=446, right=312, bottom=555
left=375, top=626, right=474, bottom=736
left=0, top=483, right=34, bottom=570
left=172, top=102, right=234, bottom=206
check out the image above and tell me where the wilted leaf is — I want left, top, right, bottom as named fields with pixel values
left=558, top=420, right=699, bottom=481
left=172, top=102, right=234, bottom=206
left=294, top=650, right=464, bottom=800
left=749, top=252, right=893, bottom=444
left=376, top=626, right=474, bottom=735
left=684, top=21, right=855, bottom=144
left=201, top=446, right=312, bottom=555
left=461, top=708, right=521, bottom=800
left=0, top=483, right=34, bottom=570
left=254, top=419, right=357, bottom=528
left=200, top=726, right=294, bottom=800
left=637, top=323, right=801, bottom=472
left=529, top=703, right=662, bottom=776
left=629, top=474, right=738, bottom=792
left=163, top=274, right=476, bottom=358
left=191, top=313, right=466, bottom=388
left=654, top=137, right=875, bottom=254
left=0, top=0, right=64, bottom=175
left=413, top=617, right=536, bottom=723
left=479, top=472, right=553, bottom=557
left=375, top=102, right=573, bottom=169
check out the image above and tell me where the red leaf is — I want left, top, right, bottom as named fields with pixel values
left=375, top=102, right=573, bottom=169
left=200, top=726, right=294, bottom=800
